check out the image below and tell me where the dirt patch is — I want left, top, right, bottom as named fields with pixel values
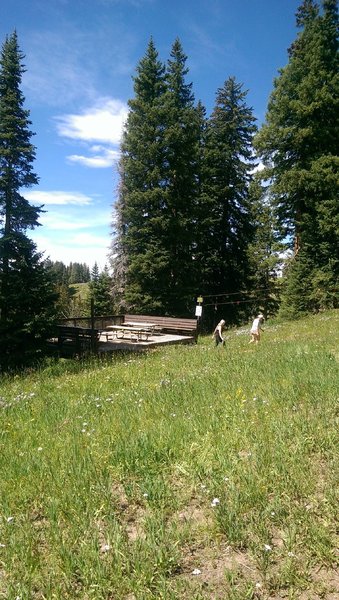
left=110, top=482, right=148, bottom=542
left=302, top=566, right=339, bottom=598
left=172, top=539, right=262, bottom=599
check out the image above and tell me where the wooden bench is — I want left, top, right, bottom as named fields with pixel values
left=57, top=325, right=100, bottom=356
left=123, top=315, right=198, bottom=341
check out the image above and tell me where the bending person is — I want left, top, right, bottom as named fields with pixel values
left=249, top=313, right=265, bottom=344
left=213, top=319, right=226, bottom=347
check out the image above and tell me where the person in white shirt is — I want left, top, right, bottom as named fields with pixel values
left=213, top=319, right=226, bottom=346
left=249, top=314, right=265, bottom=344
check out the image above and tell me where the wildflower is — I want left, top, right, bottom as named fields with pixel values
left=7, top=517, right=14, bottom=523
left=143, top=493, right=148, bottom=498
left=271, top=511, right=275, bottom=516
left=255, top=582, right=262, bottom=589
left=192, top=568, right=201, bottom=575
left=102, top=544, right=111, bottom=553
left=211, top=497, right=220, bottom=507
left=288, top=551, right=296, bottom=557
left=0, top=543, right=5, bottom=548
left=37, top=447, right=43, bottom=452
left=264, top=544, right=272, bottom=551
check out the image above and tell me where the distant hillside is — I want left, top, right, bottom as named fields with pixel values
left=70, top=282, right=90, bottom=301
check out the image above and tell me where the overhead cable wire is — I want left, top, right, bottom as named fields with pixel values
left=200, top=287, right=277, bottom=299
left=204, top=296, right=273, bottom=307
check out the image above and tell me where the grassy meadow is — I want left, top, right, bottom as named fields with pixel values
left=0, top=311, right=338, bottom=599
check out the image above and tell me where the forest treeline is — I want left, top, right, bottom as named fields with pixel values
left=47, top=261, right=91, bottom=285
left=0, top=0, right=338, bottom=370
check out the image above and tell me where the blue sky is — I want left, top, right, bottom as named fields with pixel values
left=2, top=0, right=301, bottom=270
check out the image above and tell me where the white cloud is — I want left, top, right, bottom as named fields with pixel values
left=55, top=98, right=128, bottom=144
left=67, top=147, right=120, bottom=168
left=25, top=190, right=93, bottom=206
left=54, top=97, right=128, bottom=169
left=37, top=210, right=111, bottom=231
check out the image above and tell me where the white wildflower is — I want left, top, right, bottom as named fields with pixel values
left=192, top=568, right=201, bottom=575
left=264, top=544, right=272, bottom=551
left=211, top=497, right=220, bottom=507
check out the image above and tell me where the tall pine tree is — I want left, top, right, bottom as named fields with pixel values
left=111, top=38, right=201, bottom=316
left=0, top=32, right=56, bottom=369
left=110, top=38, right=167, bottom=314
left=160, top=39, right=201, bottom=315
left=255, top=0, right=339, bottom=316
left=197, top=77, right=257, bottom=325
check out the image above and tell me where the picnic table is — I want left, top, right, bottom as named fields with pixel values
left=103, top=324, right=153, bottom=342
left=124, top=321, right=156, bottom=333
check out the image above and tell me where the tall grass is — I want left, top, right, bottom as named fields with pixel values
left=0, top=310, right=338, bottom=599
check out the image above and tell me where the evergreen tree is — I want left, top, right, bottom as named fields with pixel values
left=91, top=261, right=100, bottom=282
left=110, top=38, right=168, bottom=314
left=111, top=38, right=202, bottom=317
left=89, top=266, right=114, bottom=316
left=197, top=77, right=257, bottom=325
left=255, top=0, right=339, bottom=316
left=160, top=38, right=202, bottom=315
left=247, top=177, right=284, bottom=317
left=0, top=31, right=57, bottom=369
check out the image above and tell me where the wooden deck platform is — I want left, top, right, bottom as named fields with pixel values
left=98, top=331, right=195, bottom=352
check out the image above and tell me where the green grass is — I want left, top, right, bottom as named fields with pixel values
left=0, top=310, right=338, bottom=599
